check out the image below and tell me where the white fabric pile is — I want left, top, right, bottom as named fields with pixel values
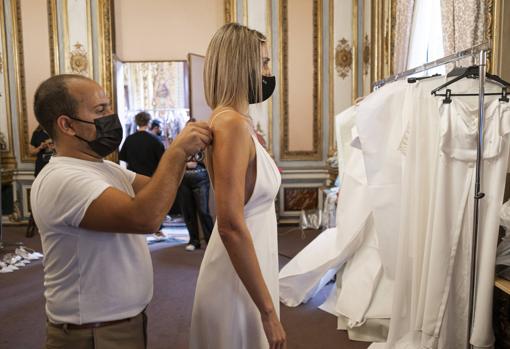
left=0, top=246, right=43, bottom=273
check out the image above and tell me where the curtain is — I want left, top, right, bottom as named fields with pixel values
left=441, top=0, right=487, bottom=67
left=393, top=0, right=416, bottom=73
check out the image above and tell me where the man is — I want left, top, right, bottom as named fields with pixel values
left=119, top=112, right=164, bottom=177
left=30, top=74, right=211, bottom=349
left=149, top=119, right=163, bottom=139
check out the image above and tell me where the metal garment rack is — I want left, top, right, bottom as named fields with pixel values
left=374, top=41, right=491, bottom=349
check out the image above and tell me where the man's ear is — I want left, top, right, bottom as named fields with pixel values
left=55, top=115, right=76, bottom=136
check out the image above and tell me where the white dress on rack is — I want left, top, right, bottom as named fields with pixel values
left=190, top=132, right=282, bottom=349
left=371, top=78, right=510, bottom=349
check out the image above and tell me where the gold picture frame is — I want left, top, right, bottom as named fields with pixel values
left=0, top=0, right=16, bottom=173
left=279, top=0, right=323, bottom=161
left=11, top=0, right=55, bottom=162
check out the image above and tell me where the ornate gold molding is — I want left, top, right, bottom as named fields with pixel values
left=335, top=38, right=352, bottom=79
left=487, top=0, right=502, bottom=75
left=97, top=0, right=117, bottom=163
left=224, top=0, right=236, bottom=23
left=0, top=0, right=15, bottom=168
left=266, top=0, right=273, bottom=155
left=352, top=0, right=358, bottom=102
left=98, top=0, right=114, bottom=107
left=47, top=0, right=59, bottom=75
left=70, top=42, right=89, bottom=74
left=279, top=0, right=323, bottom=161
left=11, top=0, right=56, bottom=162
left=370, top=0, right=395, bottom=86
left=11, top=0, right=33, bottom=162
left=363, top=33, right=370, bottom=76
left=328, top=0, right=334, bottom=157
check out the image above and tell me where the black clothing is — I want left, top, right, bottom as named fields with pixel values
left=30, top=128, right=52, bottom=177
left=179, top=165, right=214, bottom=248
left=119, top=131, right=165, bottom=177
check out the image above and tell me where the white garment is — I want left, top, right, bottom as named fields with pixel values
left=356, top=80, right=408, bottom=279
left=372, top=78, right=509, bottom=349
left=279, top=103, right=394, bottom=340
left=335, top=105, right=357, bottom=181
left=30, top=156, right=153, bottom=324
left=190, top=134, right=281, bottom=349
left=279, top=109, right=371, bottom=307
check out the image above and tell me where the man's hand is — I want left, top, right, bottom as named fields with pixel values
left=171, top=122, right=212, bottom=157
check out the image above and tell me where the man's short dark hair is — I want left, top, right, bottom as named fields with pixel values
left=33, top=74, right=89, bottom=139
left=150, top=119, right=161, bottom=130
left=135, top=112, right=151, bottom=127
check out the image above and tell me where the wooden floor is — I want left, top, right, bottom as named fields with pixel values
left=0, top=225, right=371, bottom=349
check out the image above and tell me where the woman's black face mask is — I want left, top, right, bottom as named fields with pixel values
left=69, top=113, right=123, bottom=157
left=248, top=75, right=276, bottom=104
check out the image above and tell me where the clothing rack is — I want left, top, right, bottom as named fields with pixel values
left=373, top=42, right=490, bottom=88
left=373, top=42, right=491, bottom=349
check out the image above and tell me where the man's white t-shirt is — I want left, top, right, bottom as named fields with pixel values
left=31, top=156, right=153, bottom=324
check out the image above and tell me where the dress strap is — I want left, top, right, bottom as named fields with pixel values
left=209, top=109, right=235, bottom=127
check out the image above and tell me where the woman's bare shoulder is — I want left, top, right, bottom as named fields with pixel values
left=210, top=110, right=251, bottom=134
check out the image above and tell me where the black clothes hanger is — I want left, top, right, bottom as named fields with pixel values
left=407, top=74, right=441, bottom=84
left=431, top=65, right=510, bottom=104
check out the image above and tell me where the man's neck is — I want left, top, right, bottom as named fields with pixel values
left=138, top=126, right=149, bottom=132
left=55, top=144, right=103, bottom=162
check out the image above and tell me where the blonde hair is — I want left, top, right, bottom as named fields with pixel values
left=204, top=23, right=266, bottom=110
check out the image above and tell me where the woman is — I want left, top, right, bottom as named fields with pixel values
left=190, top=23, right=286, bottom=349
left=29, top=124, right=54, bottom=177
left=180, top=118, right=214, bottom=251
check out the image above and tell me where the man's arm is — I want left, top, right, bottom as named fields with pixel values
left=132, top=174, right=150, bottom=194
left=79, top=122, right=211, bottom=234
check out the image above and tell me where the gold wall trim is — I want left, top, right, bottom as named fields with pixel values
left=98, top=0, right=116, bottom=163
left=98, top=0, right=114, bottom=107
left=267, top=0, right=273, bottom=155
left=487, top=0, right=501, bottom=74
left=0, top=0, right=15, bottom=166
left=224, top=0, right=236, bottom=23
left=11, top=0, right=33, bottom=162
left=243, top=0, right=248, bottom=25
left=352, top=0, right=359, bottom=102
left=87, top=0, right=93, bottom=77
left=370, top=0, right=395, bottom=87
left=328, top=0, right=334, bottom=157
left=279, top=0, right=323, bottom=161
left=47, top=0, right=59, bottom=75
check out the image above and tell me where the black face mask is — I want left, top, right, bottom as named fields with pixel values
left=70, top=113, right=123, bottom=157
left=248, top=75, right=276, bottom=104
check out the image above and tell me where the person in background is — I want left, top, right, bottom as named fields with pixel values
left=30, top=124, right=55, bottom=177
left=119, top=111, right=165, bottom=177
left=180, top=118, right=214, bottom=251
left=149, top=119, right=164, bottom=142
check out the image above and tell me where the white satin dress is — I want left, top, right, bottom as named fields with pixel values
left=190, top=124, right=282, bottom=349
